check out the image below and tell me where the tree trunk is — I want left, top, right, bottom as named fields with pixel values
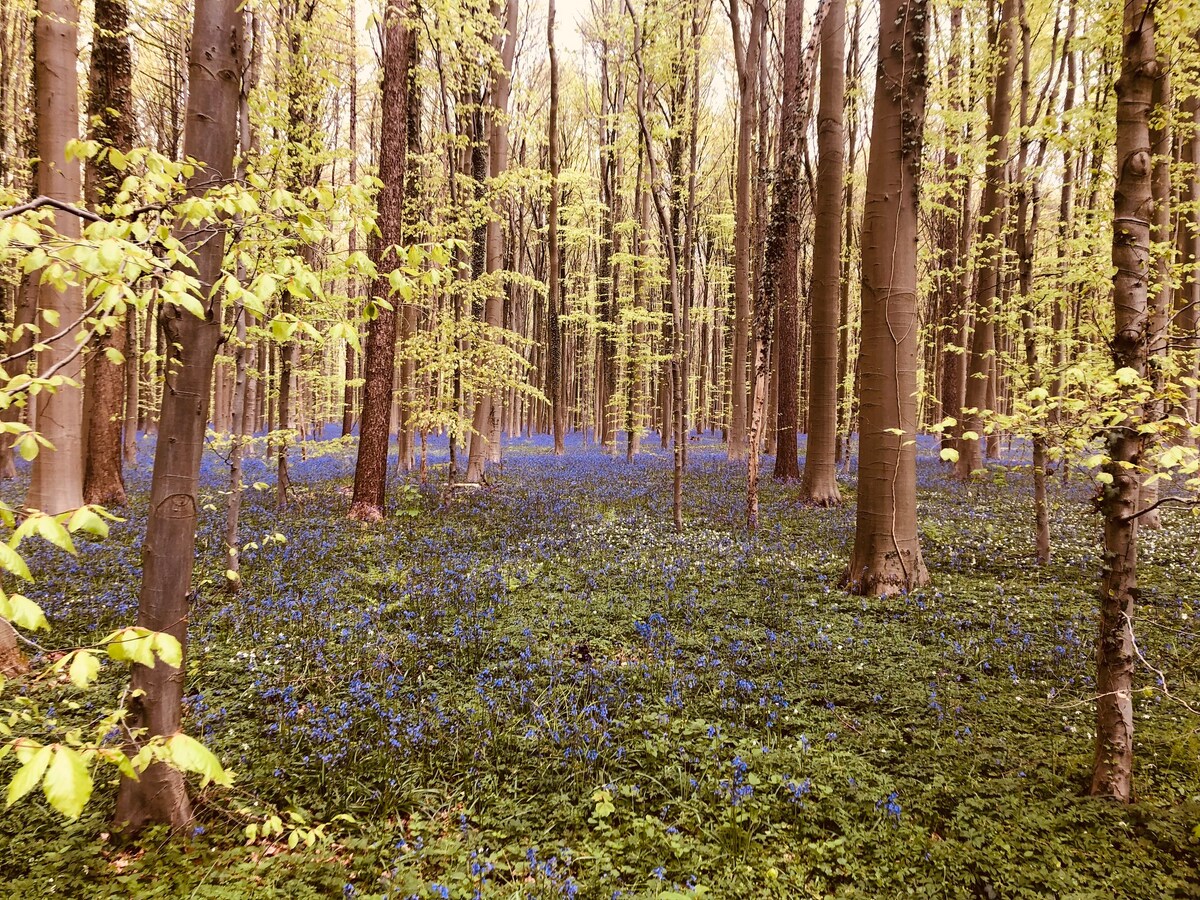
left=114, top=0, right=242, bottom=832
left=465, top=0, right=518, bottom=483
left=1092, top=0, right=1157, bottom=804
left=727, top=0, right=766, bottom=462
left=27, top=0, right=84, bottom=515
left=81, top=0, right=134, bottom=507
left=349, top=0, right=414, bottom=521
left=799, top=0, right=845, bottom=505
left=1138, top=65, right=1171, bottom=528
left=958, top=0, right=1019, bottom=479
left=769, top=0, right=807, bottom=484
left=845, top=0, right=930, bottom=597
left=342, top=4, right=358, bottom=438
left=546, top=0, right=564, bottom=455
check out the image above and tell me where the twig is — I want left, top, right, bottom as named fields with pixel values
left=1122, top=495, right=1200, bottom=523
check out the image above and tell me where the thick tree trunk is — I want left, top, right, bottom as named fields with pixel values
left=349, top=0, right=414, bottom=520
left=1092, top=0, right=1157, bottom=804
left=27, top=0, right=84, bottom=515
left=114, top=0, right=242, bottom=832
left=845, top=0, right=930, bottom=597
left=799, top=0, right=845, bottom=505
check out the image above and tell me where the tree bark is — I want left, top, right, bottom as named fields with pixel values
left=727, top=0, right=766, bottom=462
left=349, top=0, right=414, bottom=520
left=769, top=0, right=807, bottom=484
left=958, top=0, right=1019, bottom=479
left=114, top=0, right=242, bottom=832
left=799, top=0, right=845, bottom=505
left=845, top=0, right=930, bottom=597
left=82, top=0, right=135, bottom=507
left=546, top=0, right=564, bottom=455
left=1092, top=0, right=1157, bottom=804
left=27, top=0, right=84, bottom=515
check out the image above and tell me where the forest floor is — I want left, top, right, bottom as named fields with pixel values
left=2, top=433, right=1199, bottom=898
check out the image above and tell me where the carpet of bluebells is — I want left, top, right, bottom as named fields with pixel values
left=3, top=431, right=1200, bottom=898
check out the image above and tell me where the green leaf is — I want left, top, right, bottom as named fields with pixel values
left=939, top=447, right=960, bottom=463
left=151, top=632, right=183, bottom=669
left=0, top=543, right=33, bottom=581
left=67, top=651, right=101, bottom=689
left=105, top=627, right=157, bottom=667
left=164, top=733, right=233, bottom=788
left=6, top=745, right=51, bottom=808
left=103, top=347, right=126, bottom=366
left=67, top=506, right=109, bottom=539
left=1114, top=367, right=1140, bottom=386
left=5, top=594, right=48, bottom=631
left=33, top=515, right=76, bottom=553
left=43, top=746, right=93, bottom=819
left=15, top=433, right=38, bottom=463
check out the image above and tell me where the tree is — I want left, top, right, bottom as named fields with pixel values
left=113, top=0, right=243, bottom=831
left=1091, top=0, right=1157, bottom=804
left=845, top=0, right=930, bottom=597
left=798, top=0, right=845, bottom=505
left=957, top=0, right=1020, bottom=480
left=82, top=0, right=135, bottom=507
left=546, top=0, right=565, bottom=454
left=726, top=0, right=766, bottom=462
left=27, top=0, right=84, bottom=516
left=768, top=0, right=809, bottom=485
left=349, top=0, right=415, bottom=521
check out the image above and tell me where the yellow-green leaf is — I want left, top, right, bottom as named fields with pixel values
left=6, top=745, right=51, bottom=808
left=164, top=733, right=233, bottom=788
left=67, top=650, right=101, bottom=689
left=43, top=746, right=93, bottom=819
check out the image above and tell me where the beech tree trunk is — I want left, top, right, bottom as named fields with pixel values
left=83, top=0, right=134, bottom=507
left=342, top=5, right=359, bottom=438
left=1092, top=0, right=1157, bottom=804
left=958, top=0, right=1019, bottom=479
left=1138, top=66, right=1171, bottom=528
left=546, top=0, right=565, bottom=455
left=349, top=0, right=414, bottom=520
left=768, top=0, right=806, bottom=484
left=799, top=0, right=845, bottom=505
left=845, top=0, right=930, bottom=597
left=27, top=0, right=84, bottom=515
left=465, top=0, right=517, bottom=483
left=114, top=0, right=242, bottom=832
left=727, top=0, right=766, bottom=462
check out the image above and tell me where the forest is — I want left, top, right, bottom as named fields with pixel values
left=1, top=0, right=1199, bottom=895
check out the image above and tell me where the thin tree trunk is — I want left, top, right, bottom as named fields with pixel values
left=349, top=0, right=415, bottom=520
left=958, top=0, right=1019, bottom=479
left=82, top=0, right=135, bottom=506
left=727, top=0, right=766, bottom=462
left=547, top=0, right=564, bottom=455
left=769, top=0, right=808, bottom=484
left=1092, top=0, right=1157, bottom=804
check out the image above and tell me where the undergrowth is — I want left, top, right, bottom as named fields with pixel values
left=2, top=434, right=1198, bottom=898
